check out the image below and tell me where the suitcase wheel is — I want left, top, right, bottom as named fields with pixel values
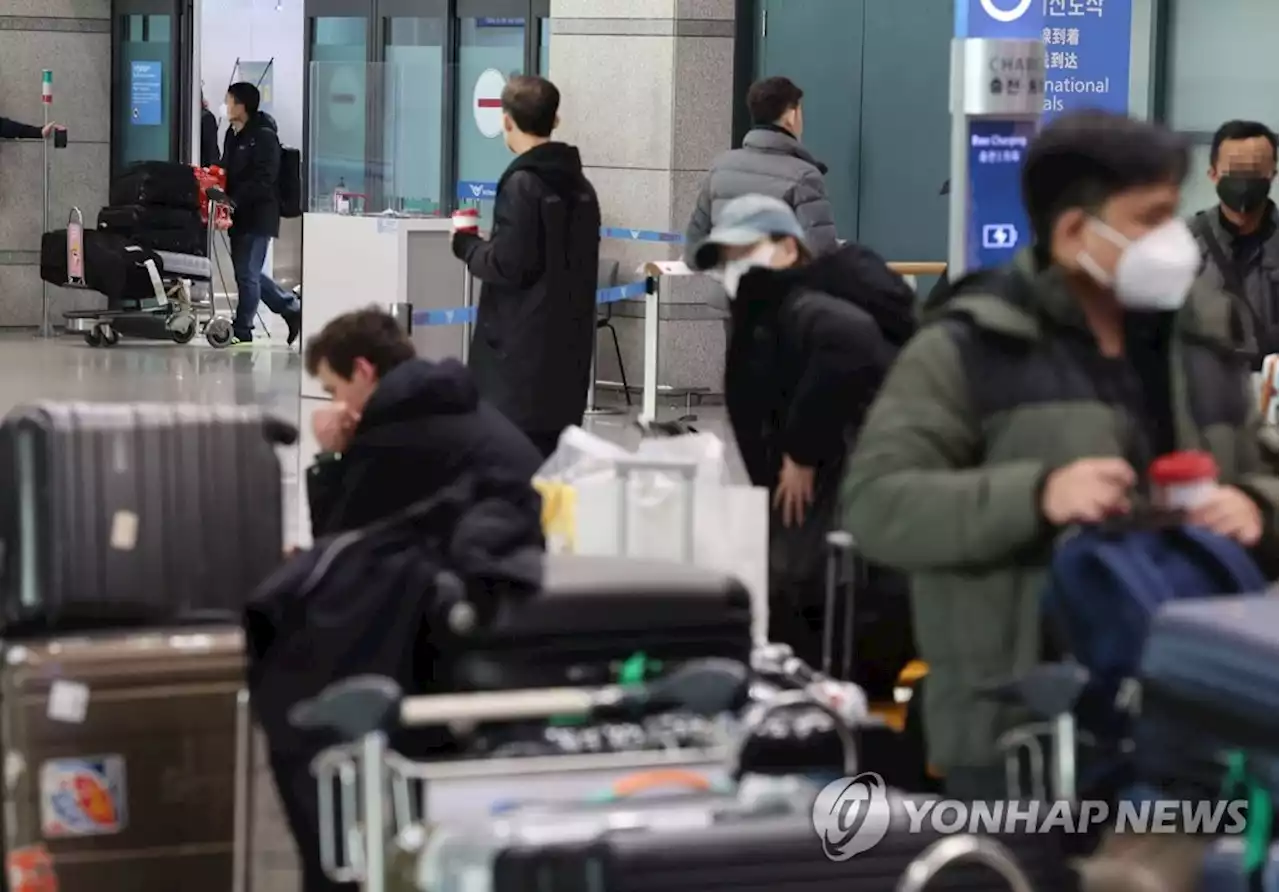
left=168, top=314, right=197, bottom=344
left=205, top=316, right=234, bottom=348
left=85, top=323, right=118, bottom=348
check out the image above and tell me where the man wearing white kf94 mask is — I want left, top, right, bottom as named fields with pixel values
left=844, top=111, right=1278, bottom=800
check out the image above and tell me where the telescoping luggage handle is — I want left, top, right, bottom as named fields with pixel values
left=612, top=457, right=698, bottom=564
left=823, top=531, right=858, bottom=681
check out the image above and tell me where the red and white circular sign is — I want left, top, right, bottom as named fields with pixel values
left=473, top=69, right=507, bottom=139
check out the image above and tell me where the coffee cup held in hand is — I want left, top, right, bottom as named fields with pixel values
left=1149, top=451, right=1218, bottom=511
left=452, top=208, right=480, bottom=235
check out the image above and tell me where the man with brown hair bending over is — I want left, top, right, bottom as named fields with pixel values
left=303, top=307, right=542, bottom=538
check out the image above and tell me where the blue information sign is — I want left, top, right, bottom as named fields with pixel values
left=456, top=180, right=498, bottom=201
left=966, top=118, right=1037, bottom=270
left=956, top=0, right=1131, bottom=116
left=130, top=61, right=163, bottom=127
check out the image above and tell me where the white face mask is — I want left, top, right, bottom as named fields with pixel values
left=708, top=242, right=778, bottom=299
left=1077, top=217, right=1201, bottom=311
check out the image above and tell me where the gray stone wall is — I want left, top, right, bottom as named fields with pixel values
left=549, top=0, right=735, bottom=398
left=0, top=2, right=112, bottom=327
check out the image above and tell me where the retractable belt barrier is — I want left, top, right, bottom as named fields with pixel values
left=410, top=279, right=651, bottom=328
left=456, top=181, right=687, bottom=245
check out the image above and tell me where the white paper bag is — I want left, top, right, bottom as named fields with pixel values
left=573, top=475, right=771, bottom=643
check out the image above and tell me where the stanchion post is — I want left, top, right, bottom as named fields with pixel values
left=37, top=69, right=53, bottom=339
left=389, top=301, right=412, bottom=335
left=641, top=274, right=660, bottom=421
left=585, top=339, right=600, bottom=413
left=460, top=269, right=474, bottom=364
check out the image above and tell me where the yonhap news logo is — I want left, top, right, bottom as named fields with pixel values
left=811, top=772, right=1250, bottom=860
left=811, top=773, right=893, bottom=860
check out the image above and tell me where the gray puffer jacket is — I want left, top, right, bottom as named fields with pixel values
left=1188, top=203, right=1279, bottom=365
left=684, top=127, right=839, bottom=267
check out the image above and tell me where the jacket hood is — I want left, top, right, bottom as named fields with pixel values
left=358, top=358, right=480, bottom=431
left=500, top=141, right=586, bottom=200
left=739, top=244, right=918, bottom=347
left=256, top=111, right=278, bottom=133
left=742, top=127, right=828, bottom=175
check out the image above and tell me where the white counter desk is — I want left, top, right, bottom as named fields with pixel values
left=299, top=212, right=469, bottom=400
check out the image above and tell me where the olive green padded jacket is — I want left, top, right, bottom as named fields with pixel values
left=842, top=252, right=1279, bottom=774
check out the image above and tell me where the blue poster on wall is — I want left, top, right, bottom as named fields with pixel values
left=966, top=118, right=1038, bottom=270
left=130, top=61, right=163, bottom=127
left=956, top=0, right=1132, bottom=116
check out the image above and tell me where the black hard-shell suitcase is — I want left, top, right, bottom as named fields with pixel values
left=109, top=160, right=199, bottom=209
left=478, top=792, right=1077, bottom=892
left=435, top=554, right=753, bottom=692
left=0, top=402, right=294, bottom=633
left=98, top=203, right=202, bottom=233
left=1134, top=595, right=1278, bottom=798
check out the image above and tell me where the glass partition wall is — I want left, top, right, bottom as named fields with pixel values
left=302, top=0, right=550, bottom=215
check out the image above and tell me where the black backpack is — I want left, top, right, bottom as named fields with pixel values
left=279, top=146, right=302, bottom=218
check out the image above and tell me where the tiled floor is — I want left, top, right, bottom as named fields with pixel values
left=0, top=327, right=739, bottom=548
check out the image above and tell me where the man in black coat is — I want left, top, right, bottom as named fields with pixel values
left=222, top=81, right=300, bottom=345
left=452, top=75, right=601, bottom=458
left=303, top=307, right=544, bottom=538
left=690, top=194, right=919, bottom=694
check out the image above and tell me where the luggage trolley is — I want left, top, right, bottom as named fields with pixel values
left=291, top=664, right=860, bottom=892
left=61, top=187, right=239, bottom=348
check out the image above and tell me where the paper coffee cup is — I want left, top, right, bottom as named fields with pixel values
left=452, top=209, right=479, bottom=233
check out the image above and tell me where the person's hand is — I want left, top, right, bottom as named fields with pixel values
left=1187, top=485, right=1263, bottom=547
left=1040, top=458, right=1136, bottom=526
left=313, top=402, right=359, bottom=454
left=41, top=123, right=64, bottom=138
left=774, top=455, right=815, bottom=529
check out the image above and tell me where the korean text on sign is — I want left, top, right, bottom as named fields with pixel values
left=1045, top=0, right=1104, bottom=15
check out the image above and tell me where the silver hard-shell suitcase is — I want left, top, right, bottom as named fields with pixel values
left=0, top=401, right=294, bottom=630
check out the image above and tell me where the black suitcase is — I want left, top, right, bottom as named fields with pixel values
left=115, top=227, right=206, bottom=256
left=82, top=231, right=164, bottom=303
left=435, top=554, right=754, bottom=692
left=109, top=160, right=199, bottom=209
left=1134, top=595, right=1278, bottom=799
left=98, top=203, right=202, bottom=233
left=463, top=792, right=1077, bottom=892
left=39, top=229, right=70, bottom=286
left=0, top=402, right=293, bottom=633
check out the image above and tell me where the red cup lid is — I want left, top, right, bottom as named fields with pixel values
left=1149, top=450, right=1218, bottom=484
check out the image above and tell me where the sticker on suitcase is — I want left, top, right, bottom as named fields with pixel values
left=39, top=756, right=127, bottom=838
left=6, top=843, right=57, bottom=892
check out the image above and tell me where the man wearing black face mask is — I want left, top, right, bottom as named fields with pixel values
left=1190, top=120, right=1279, bottom=366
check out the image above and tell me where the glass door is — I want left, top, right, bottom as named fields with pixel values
left=303, top=0, right=547, bottom=214
left=304, top=0, right=373, bottom=210
left=112, top=0, right=192, bottom=174
left=455, top=0, right=532, bottom=222
left=381, top=0, right=448, bottom=215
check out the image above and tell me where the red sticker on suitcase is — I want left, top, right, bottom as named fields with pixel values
left=7, top=844, right=58, bottom=892
left=39, top=756, right=128, bottom=838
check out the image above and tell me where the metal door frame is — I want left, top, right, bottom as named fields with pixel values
left=110, top=0, right=191, bottom=174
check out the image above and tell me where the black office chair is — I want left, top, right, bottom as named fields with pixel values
left=596, top=259, right=631, bottom=406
